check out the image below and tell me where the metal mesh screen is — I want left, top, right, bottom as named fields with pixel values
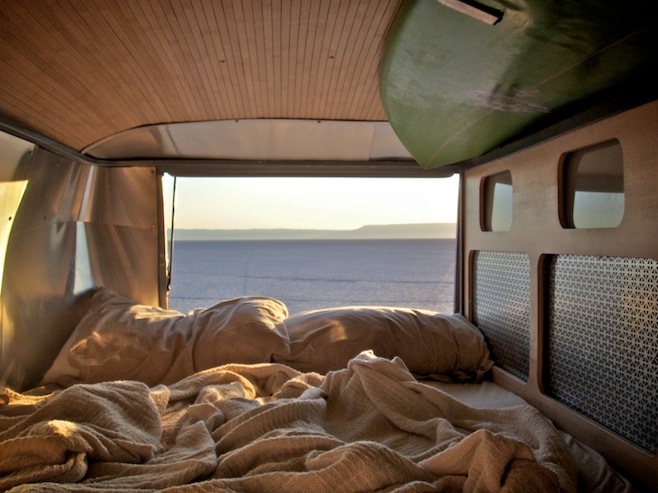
left=473, top=251, right=531, bottom=381
left=546, top=255, right=658, bottom=453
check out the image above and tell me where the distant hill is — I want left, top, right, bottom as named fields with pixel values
left=174, top=223, right=456, bottom=241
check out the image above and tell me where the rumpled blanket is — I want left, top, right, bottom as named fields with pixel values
left=0, top=353, right=576, bottom=492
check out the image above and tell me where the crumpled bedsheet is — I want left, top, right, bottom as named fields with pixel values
left=0, top=353, right=576, bottom=492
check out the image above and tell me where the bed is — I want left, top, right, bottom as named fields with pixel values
left=0, top=288, right=635, bottom=492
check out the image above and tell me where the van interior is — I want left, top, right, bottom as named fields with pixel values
left=0, top=1, right=656, bottom=491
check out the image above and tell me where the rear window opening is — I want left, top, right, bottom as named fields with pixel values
left=165, top=176, right=459, bottom=316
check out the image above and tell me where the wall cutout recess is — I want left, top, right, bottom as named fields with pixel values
left=560, top=139, right=624, bottom=229
left=481, top=170, right=512, bottom=232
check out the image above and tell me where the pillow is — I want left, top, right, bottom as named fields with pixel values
left=271, top=306, right=492, bottom=382
left=40, top=288, right=290, bottom=387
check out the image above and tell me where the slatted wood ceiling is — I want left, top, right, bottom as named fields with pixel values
left=0, top=0, right=403, bottom=152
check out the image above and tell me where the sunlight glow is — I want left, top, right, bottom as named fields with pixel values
left=174, top=175, right=459, bottom=230
left=0, top=180, right=27, bottom=292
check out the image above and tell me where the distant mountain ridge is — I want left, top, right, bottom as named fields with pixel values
left=174, top=223, right=456, bottom=241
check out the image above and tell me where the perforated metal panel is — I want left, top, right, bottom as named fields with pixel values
left=546, top=255, right=658, bottom=453
left=473, top=251, right=531, bottom=381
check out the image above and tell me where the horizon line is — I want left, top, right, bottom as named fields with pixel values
left=175, top=221, right=457, bottom=232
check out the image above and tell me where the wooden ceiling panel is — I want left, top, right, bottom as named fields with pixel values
left=0, top=0, right=403, bottom=151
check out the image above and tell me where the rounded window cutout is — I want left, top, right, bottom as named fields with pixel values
left=560, top=139, right=624, bottom=229
left=481, top=171, right=513, bottom=232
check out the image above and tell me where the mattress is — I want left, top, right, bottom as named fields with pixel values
left=430, top=381, right=636, bottom=493
left=0, top=289, right=640, bottom=491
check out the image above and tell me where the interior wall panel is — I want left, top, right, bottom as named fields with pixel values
left=461, top=100, right=658, bottom=491
left=0, top=148, right=160, bottom=390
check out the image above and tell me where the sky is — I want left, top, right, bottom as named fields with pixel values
left=172, top=175, right=460, bottom=230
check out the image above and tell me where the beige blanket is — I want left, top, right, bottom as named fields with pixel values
left=0, top=354, right=576, bottom=492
